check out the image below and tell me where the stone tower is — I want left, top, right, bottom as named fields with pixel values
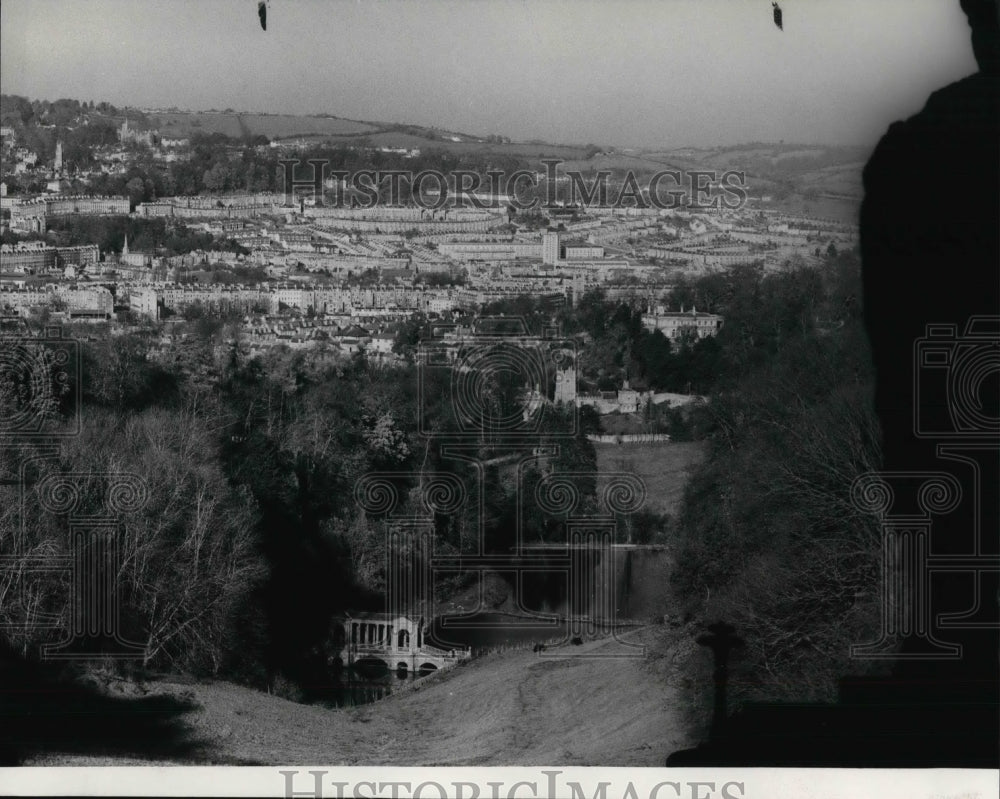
left=554, top=364, right=576, bottom=404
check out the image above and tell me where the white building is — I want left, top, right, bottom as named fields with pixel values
left=641, top=307, right=724, bottom=340
left=128, top=287, right=159, bottom=319
left=563, top=245, right=604, bottom=260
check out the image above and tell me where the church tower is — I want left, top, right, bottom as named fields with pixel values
left=554, top=364, right=577, bottom=404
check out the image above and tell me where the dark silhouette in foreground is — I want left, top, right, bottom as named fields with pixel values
left=695, top=623, right=744, bottom=742
left=0, top=642, right=207, bottom=766
left=668, top=627, right=998, bottom=766
left=670, top=1, right=999, bottom=767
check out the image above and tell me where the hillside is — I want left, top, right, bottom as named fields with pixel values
left=594, top=441, right=706, bottom=519
left=665, top=142, right=868, bottom=221
left=147, top=109, right=594, bottom=161
left=152, top=111, right=379, bottom=139
left=652, top=142, right=869, bottom=185
left=3, top=93, right=869, bottom=211
left=23, top=627, right=692, bottom=767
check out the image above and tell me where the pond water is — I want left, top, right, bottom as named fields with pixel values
left=429, top=612, right=575, bottom=654
left=314, top=548, right=671, bottom=707
left=311, top=661, right=414, bottom=708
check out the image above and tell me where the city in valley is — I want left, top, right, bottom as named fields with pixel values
left=1, top=107, right=858, bottom=358
left=2, top=0, right=995, bottom=788
left=0, top=98, right=871, bottom=768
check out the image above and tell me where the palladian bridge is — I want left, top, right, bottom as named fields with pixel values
left=334, top=611, right=471, bottom=676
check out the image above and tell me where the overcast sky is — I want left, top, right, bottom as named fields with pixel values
left=0, top=0, right=980, bottom=148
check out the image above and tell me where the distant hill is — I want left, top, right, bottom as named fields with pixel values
left=151, top=111, right=379, bottom=139
left=2, top=92, right=867, bottom=221
left=555, top=141, right=865, bottom=222
left=663, top=143, right=867, bottom=198
left=146, top=109, right=594, bottom=161
left=644, top=142, right=868, bottom=222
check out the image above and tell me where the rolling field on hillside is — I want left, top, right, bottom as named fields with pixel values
left=151, top=111, right=379, bottom=139
left=148, top=110, right=594, bottom=162
left=594, top=441, right=707, bottom=518
left=23, top=627, right=691, bottom=767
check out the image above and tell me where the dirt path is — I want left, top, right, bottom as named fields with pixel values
left=27, top=627, right=691, bottom=766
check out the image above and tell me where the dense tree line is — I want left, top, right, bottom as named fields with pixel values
left=42, top=216, right=245, bottom=257
left=0, top=312, right=606, bottom=695
left=471, top=253, right=886, bottom=720
left=1, top=253, right=875, bottom=718
left=3, top=92, right=535, bottom=204
left=663, top=250, right=886, bottom=730
left=1, top=94, right=149, bottom=172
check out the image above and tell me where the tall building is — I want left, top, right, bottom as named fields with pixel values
left=554, top=364, right=576, bottom=404
left=47, top=140, right=69, bottom=192
left=542, top=229, right=561, bottom=266
left=119, top=118, right=157, bottom=147
left=120, top=234, right=152, bottom=268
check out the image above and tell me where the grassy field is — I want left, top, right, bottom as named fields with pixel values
left=767, top=193, right=861, bottom=223
left=799, top=163, right=865, bottom=193
left=364, top=130, right=591, bottom=160
left=14, top=443, right=709, bottom=767
left=141, top=112, right=867, bottom=202
left=148, top=110, right=594, bottom=163
left=23, top=627, right=691, bottom=767
left=594, top=441, right=707, bottom=518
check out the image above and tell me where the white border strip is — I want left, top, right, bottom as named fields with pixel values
left=0, top=767, right=997, bottom=799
